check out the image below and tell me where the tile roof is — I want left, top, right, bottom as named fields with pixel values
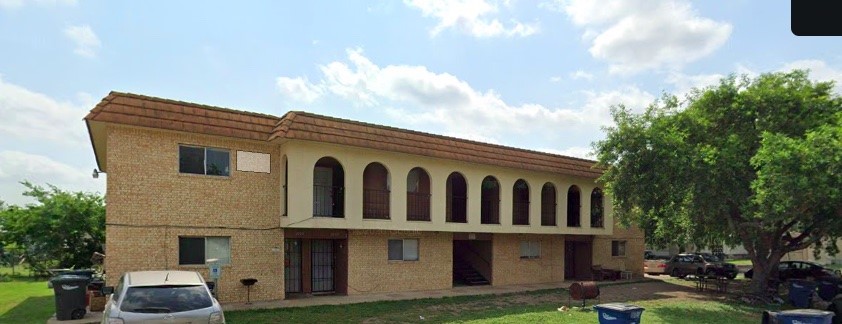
left=86, top=92, right=603, bottom=178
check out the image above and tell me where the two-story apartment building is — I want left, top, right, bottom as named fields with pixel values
left=84, top=92, right=644, bottom=303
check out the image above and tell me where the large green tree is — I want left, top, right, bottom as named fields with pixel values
left=0, top=182, right=105, bottom=272
left=595, top=70, right=842, bottom=295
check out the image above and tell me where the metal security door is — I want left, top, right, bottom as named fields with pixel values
left=311, top=239, right=335, bottom=292
left=284, top=239, right=302, bottom=293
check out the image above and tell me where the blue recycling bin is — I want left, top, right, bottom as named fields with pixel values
left=817, top=279, right=842, bottom=301
left=790, top=279, right=819, bottom=308
left=772, top=309, right=834, bottom=324
left=593, top=303, right=645, bottom=324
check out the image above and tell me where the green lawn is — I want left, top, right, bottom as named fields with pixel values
left=728, top=259, right=753, bottom=266
left=226, top=288, right=775, bottom=324
left=0, top=274, right=54, bottom=324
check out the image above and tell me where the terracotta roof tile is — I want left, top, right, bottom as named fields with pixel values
left=86, top=92, right=603, bottom=178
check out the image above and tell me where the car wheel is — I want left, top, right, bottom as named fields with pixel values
left=727, top=273, right=737, bottom=280
left=705, top=269, right=716, bottom=278
left=671, top=268, right=680, bottom=278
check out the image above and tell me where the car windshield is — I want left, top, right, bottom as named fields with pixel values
left=120, top=285, right=212, bottom=313
left=699, top=254, right=720, bottom=262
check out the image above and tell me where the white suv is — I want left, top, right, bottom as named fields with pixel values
left=101, top=270, right=225, bottom=324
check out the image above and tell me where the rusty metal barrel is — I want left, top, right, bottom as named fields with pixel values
left=570, top=281, right=600, bottom=300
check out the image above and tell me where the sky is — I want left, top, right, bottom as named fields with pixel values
left=0, top=0, right=840, bottom=205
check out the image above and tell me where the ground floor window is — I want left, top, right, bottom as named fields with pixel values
left=178, top=236, right=231, bottom=265
left=611, top=240, right=626, bottom=257
left=520, top=241, right=540, bottom=259
left=388, top=239, right=419, bottom=261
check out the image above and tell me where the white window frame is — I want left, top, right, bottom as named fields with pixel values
left=179, top=145, right=231, bottom=176
left=178, top=236, right=231, bottom=265
left=388, top=239, right=419, bottom=261
left=520, top=241, right=540, bottom=259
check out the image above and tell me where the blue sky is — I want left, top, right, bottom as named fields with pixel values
left=1, top=0, right=840, bottom=205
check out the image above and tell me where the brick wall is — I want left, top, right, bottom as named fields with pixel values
left=346, top=230, right=452, bottom=294
left=491, top=234, right=565, bottom=286
left=592, top=218, right=645, bottom=277
left=104, top=125, right=284, bottom=303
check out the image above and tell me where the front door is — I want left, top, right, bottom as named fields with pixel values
left=311, top=239, right=335, bottom=292
left=565, top=243, right=576, bottom=280
left=284, top=239, right=302, bottom=293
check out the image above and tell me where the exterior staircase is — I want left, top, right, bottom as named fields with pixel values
left=453, top=258, right=489, bottom=286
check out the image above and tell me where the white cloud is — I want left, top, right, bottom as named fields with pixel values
left=63, top=25, right=101, bottom=58
left=779, top=59, right=842, bottom=94
left=0, top=0, right=76, bottom=9
left=276, top=76, right=324, bottom=103
left=665, top=71, right=724, bottom=98
left=0, top=76, right=89, bottom=145
left=276, top=48, right=655, bottom=146
left=549, top=76, right=562, bottom=82
left=0, top=151, right=105, bottom=205
left=554, top=0, right=732, bottom=74
left=405, top=0, right=538, bottom=38
left=569, top=70, right=594, bottom=81
left=537, top=146, right=594, bottom=159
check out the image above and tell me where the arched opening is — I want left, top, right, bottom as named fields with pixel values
left=591, top=188, right=604, bottom=228
left=567, top=185, right=581, bottom=227
left=363, top=162, right=390, bottom=219
left=283, top=155, right=288, bottom=216
left=313, top=157, right=344, bottom=217
left=512, top=179, right=530, bottom=225
left=541, top=183, right=556, bottom=226
left=481, top=176, right=500, bottom=224
left=406, top=167, right=431, bottom=221
left=446, top=172, right=468, bottom=223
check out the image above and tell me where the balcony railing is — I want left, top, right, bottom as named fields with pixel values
left=513, top=201, right=530, bottom=225
left=363, top=188, right=390, bottom=219
left=447, top=195, right=467, bottom=223
left=481, top=199, right=500, bottom=224
left=407, top=192, right=431, bottom=221
left=541, top=203, right=556, bottom=226
left=313, top=185, right=344, bottom=217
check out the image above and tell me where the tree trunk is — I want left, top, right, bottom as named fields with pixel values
left=748, top=250, right=784, bottom=296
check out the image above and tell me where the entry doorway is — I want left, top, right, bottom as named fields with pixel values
left=452, top=233, right=493, bottom=286
left=284, top=235, right=348, bottom=297
left=564, top=239, right=593, bottom=280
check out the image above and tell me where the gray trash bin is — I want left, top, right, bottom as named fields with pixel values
left=51, top=275, right=89, bottom=320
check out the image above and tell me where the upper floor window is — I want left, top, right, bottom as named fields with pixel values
left=591, top=188, right=604, bottom=228
left=179, top=145, right=230, bottom=176
left=512, top=179, right=530, bottom=225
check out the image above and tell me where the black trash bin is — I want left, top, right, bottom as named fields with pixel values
left=51, top=275, right=90, bottom=320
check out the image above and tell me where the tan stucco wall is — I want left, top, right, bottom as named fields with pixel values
left=104, top=125, right=285, bottom=302
left=346, top=230, right=452, bottom=294
left=281, top=140, right=614, bottom=236
left=491, top=234, right=566, bottom=286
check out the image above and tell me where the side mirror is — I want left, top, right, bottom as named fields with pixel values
left=102, top=286, right=114, bottom=295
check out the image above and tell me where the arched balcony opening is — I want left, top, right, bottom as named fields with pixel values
left=480, top=176, right=500, bottom=224
left=512, top=179, right=530, bottom=225
left=406, top=167, right=431, bottom=221
left=363, top=162, right=390, bottom=219
left=446, top=172, right=468, bottom=223
left=567, top=185, right=581, bottom=227
left=541, top=183, right=557, bottom=226
left=313, top=157, right=344, bottom=217
left=591, top=188, right=604, bottom=228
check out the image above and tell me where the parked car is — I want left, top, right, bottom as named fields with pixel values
left=665, top=253, right=738, bottom=279
left=102, top=270, right=225, bottom=324
left=644, top=252, right=670, bottom=275
left=745, top=261, right=842, bottom=281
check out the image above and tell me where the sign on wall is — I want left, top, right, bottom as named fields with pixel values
left=236, top=151, right=271, bottom=173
